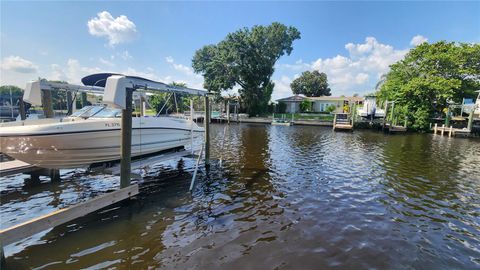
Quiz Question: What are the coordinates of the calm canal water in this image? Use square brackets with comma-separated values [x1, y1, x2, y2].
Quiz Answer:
[1, 124, 479, 269]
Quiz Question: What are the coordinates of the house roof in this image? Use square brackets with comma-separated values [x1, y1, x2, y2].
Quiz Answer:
[307, 96, 364, 102]
[276, 95, 306, 102]
[277, 95, 364, 103]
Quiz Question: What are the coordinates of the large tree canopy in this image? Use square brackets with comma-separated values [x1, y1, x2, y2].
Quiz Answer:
[192, 22, 301, 115]
[377, 41, 480, 130]
[290, 70, 331, 97]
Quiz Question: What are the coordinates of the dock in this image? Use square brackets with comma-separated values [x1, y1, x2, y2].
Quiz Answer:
[0, 159, 36, 177]
[333, 113, 353, 131]
[432, 123, 473, 137]
[385, 124, 407, 133]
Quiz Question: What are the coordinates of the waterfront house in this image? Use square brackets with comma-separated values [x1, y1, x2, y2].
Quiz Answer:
[276, 95, 363, 113]
[276, 95, 305, 113]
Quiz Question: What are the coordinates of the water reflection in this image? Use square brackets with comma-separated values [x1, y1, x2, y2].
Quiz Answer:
[1, 124, 479, 269]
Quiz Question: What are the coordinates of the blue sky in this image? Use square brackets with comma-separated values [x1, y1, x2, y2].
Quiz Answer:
[1, 1, 479, 100]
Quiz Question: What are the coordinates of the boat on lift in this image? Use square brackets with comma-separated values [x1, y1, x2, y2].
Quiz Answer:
[0, 74, 205, 169]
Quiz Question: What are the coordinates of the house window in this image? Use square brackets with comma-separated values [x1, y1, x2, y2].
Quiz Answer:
[320, 103, 324, 111]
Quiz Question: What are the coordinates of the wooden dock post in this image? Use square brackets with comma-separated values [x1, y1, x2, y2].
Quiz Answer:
[227, 100, 230, 124]
[441, 124, 445, 136]
[445, 107, 451, 127]
[332, 113, 337, 130]
[434, 123, 438, 134]
[448, 126, 453, 137]
[382, 101, 388, 131]
[467, 105, 475, 131]
[204, 95, 210, 166]
[41, 90, 54, 118]
[190, 99, 194, 154]
[18, 96, 26, 120]
[120, 88, 133, 189]
[40, 90, 60, 180]
[66, 91, 73, 115]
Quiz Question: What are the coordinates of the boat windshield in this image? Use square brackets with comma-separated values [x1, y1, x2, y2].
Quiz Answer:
[90, 108, 122, 118]
[70, 106, 106, 118]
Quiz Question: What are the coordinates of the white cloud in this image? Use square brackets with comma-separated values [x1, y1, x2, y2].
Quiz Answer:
[120, 50, 132, 60]
[272, 75, 294, 101]
[355, 73, 369, 84]
[165, 56, 200, 78]
[275, 36, 410, 96]
[0, 56, 38, 73]
[87, 11, 137, 46]
[277, 59, 310, 71]
[99, 57, 115, 67]
[410, 35, 428, 46]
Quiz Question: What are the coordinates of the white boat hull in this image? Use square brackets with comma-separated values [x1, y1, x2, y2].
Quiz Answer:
[0, 117, 203, 169]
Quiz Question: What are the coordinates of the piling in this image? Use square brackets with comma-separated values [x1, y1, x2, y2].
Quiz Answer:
[120, 88, 133, 188]
[448, 126, 453, 137]
[190, 99, 194, 154]
[40, 90, 59, 180]
[467, 106, 475, 131]
[41, 90, 54, 118]
[66, 91, 73, 115]
[18, 96, 26, 120]
[382, 101, 388, 131]
[227, 101, 230, 124]
[204, 96, 211, 165]
[332, 114, 337, 130]
[445, 107, 451, 127]
[441, 124, 445, 136]
[434, 123, 438, 134]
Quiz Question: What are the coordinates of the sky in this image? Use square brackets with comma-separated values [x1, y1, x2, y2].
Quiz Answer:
[1, 1, 479, 100]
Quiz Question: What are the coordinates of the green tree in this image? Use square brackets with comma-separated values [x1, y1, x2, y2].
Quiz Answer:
[277, 102, 287, 113]
[300, 99, 312, 112]
[325, 105, 336, 113]
[150, 82, 190, 114]
[192, 22, 301, 115]
[377, 41, 480, 130]
[0, 85, 23, 106]
[291, 70, 331, 97]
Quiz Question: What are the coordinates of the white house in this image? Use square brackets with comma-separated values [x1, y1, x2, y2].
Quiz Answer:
[276, 95, 363, 113]
[276, 95, 305, 113]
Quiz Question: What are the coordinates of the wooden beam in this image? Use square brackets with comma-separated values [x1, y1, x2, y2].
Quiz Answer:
[0, 160, 36, 177]
[18, 96, 26, 120]
[204, 96, 210, 165]
[66, 91, 73, 115]
[120, 88, 133, 188]
[41, 90, 54, 118]
[0, 184, 139, 246]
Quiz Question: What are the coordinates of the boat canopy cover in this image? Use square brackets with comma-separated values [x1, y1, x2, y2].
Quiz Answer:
[102, 74, 207, 109]
[24, 73, 207, 108]
[82, 73, 146, 87]
[24, 81, 43, 105]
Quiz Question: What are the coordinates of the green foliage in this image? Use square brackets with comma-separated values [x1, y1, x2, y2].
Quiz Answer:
[0, 85, 23, 105]
[325, 105, 336, 113]
[291, 70, 331, 97]
[377, 41, 480, 130]
[277, 102, 287, 113]
[192, 22, 301, 115]
[300, 99, 312, 112]
[149, 82, 192, 114]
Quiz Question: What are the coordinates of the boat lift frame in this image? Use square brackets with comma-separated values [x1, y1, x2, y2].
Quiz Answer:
[1, 75, 211, 267]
